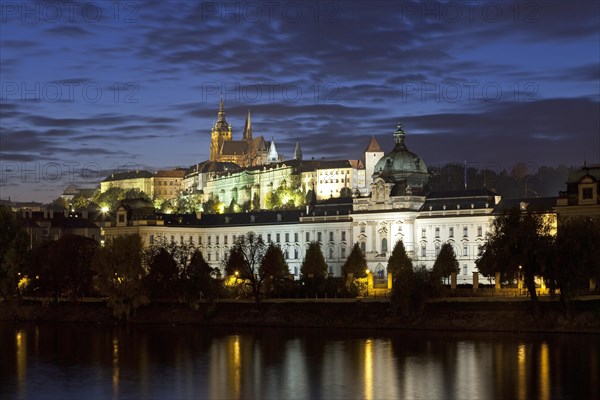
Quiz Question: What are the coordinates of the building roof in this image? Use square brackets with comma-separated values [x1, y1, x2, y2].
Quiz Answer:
[364, 136, 382, 153]
[566, 164, 600, 183]
[495, 197, 558, 214]
[373, 123, 429, 187]
[155, 169, 186, 178]
[102, 170, 153, 182]
[420, 189, 500, 213]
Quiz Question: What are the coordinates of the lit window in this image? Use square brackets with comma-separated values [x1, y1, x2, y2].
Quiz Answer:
[381, 238, 388, 253]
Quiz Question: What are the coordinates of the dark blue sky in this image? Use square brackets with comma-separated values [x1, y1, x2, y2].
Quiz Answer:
[1, 1, 599, 202]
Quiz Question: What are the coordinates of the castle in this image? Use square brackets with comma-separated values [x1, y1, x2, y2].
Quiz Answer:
[100, 102, 569, 284]
[209, 96, 279, 167]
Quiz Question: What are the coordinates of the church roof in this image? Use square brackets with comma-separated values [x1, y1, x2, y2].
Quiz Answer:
[221, 140, 248, 155]
[373, 123, 428, 186]
[247, 136, 268, 154]
[364, 136, 382, 152]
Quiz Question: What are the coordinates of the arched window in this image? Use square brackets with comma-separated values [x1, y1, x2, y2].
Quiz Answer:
[381, 238, 388, 254]
[360, 241, 366, 254]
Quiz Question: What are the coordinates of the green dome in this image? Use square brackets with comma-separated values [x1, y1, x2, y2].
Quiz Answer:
[373, 123, 429, 190]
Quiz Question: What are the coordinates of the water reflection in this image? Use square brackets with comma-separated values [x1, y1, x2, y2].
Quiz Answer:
[1, 323, 598, 400]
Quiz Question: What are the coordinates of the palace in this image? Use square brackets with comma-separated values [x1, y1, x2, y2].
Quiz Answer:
[102, 115, 560, 284]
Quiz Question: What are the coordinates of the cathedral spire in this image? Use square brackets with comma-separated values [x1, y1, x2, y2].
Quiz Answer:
[217, 94, 226, 123]
[293, 139, 303, 160]
[243, 109, 252, 140]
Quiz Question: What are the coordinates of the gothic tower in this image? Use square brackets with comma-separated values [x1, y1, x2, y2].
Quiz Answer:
[243, 109, 252, 141]
[210, 96, 232, 161]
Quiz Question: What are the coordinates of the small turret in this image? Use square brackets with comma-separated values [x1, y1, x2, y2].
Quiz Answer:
[293, 139, 303, 161]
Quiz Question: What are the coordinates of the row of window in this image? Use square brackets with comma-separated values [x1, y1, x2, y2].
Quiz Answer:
[156, 190, 175, 195]
[149, 231, 348, 246]
[155, 180, 180, 185]
[420, 243, 480, 258]
[319, 178, 350, 184]
[422, 226, 483, 239]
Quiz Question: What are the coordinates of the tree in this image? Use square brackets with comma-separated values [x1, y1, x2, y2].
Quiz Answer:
[144, 246, 178, 300]
[301, 241, 327, 280]
[476, 208, 553, 316]
[432, 243, 459, 285]
[29, 234, 98, 301]
[0, 205, 30, 299]
[224, 232, 266, 302]
[260, 243, 290, 295]
[181, 249, 217, 306]
[549, 217, 600, 317]
[387, 240, 413, 277]
[92, 234, 148, 319]
[342, 243, 367, 278]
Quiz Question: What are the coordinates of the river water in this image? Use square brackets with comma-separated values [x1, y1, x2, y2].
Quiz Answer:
[1, 322, 598, 399]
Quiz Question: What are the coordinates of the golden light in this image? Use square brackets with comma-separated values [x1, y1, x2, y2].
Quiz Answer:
[365, 269, 370, 275]
[234, 271, 239, 277]
[101, 206, 109, 213]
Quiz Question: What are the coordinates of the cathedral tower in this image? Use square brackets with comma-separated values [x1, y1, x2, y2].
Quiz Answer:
[210, 96, 232, 161]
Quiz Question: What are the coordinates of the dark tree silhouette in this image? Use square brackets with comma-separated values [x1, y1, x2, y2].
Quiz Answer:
[342, 243, 367, 278]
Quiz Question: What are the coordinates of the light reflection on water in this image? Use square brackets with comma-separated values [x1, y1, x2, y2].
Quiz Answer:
[1, 323, 598, 400]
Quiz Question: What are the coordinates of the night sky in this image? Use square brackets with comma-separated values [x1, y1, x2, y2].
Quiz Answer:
[1, 1, 599, 202]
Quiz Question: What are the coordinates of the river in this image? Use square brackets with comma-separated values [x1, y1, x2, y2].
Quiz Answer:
[1, 322, 598, 399]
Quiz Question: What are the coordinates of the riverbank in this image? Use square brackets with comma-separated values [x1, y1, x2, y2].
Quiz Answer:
[1, 297, 599, 333]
